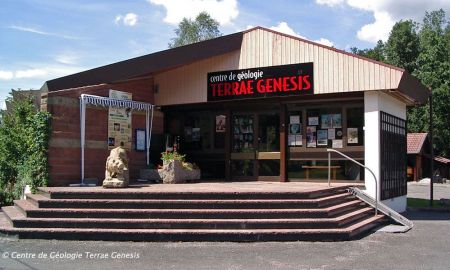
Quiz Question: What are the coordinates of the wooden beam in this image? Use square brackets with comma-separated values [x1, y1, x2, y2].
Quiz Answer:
[280, 104, 287, 182]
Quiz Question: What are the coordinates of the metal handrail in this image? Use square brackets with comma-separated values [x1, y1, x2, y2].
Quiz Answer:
[327, 148, 378, 215]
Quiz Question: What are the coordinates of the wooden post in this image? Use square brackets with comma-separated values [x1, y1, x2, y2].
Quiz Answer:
[280, 104, 287, 182]
[224, 109, 231, 181]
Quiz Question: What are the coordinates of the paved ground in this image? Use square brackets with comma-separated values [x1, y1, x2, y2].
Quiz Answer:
[1, 183, 448, 270]
[0, 209, 449, 270]
[408, 182, 450, 201]
[39, 182, 361, 194]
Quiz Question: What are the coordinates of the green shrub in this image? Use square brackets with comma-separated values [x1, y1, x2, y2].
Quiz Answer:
[0, 93, 51, 206]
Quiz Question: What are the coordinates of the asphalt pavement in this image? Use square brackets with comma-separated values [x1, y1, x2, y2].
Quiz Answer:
[1, 183, 449, 270]
[1, 208, 449, 270]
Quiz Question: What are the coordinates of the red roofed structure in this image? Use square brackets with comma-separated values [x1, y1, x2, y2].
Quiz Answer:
[407, 133, 449, 181]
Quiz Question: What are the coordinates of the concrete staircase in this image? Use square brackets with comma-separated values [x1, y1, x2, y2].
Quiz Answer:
[0, 185, 386, 241]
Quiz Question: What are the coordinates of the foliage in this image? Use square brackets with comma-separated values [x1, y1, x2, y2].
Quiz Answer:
[169, 12, 221, 48]
[384, 20, 420, 73]
[350, 9, 450, 157]
[407, 198, 450, 210]
[161, 151, 186, 163]
[350, 40, 386, 62]
[0, 93, 51, 206]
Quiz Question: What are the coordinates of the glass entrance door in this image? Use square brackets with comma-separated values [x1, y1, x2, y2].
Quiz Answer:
[230, 112, 280, 181]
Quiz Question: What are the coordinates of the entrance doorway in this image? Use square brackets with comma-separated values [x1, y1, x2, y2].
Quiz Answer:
[230, 112, 280, 181]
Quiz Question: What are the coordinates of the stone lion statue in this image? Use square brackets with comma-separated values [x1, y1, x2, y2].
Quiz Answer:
[102, 146, 129, 188]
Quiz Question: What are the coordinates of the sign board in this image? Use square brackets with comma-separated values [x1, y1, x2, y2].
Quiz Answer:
[207, 63, 313, 102]
[108, 90, 132, 150]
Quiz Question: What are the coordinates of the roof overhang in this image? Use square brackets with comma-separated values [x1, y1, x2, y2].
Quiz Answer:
[43, 31, 244, 92]
[395, 71, 431, 106]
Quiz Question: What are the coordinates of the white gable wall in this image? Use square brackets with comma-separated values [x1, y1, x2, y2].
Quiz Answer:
[154, 28, 405, 106]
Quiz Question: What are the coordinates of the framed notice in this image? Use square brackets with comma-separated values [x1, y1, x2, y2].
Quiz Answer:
[308, 117, 319, 126]
[290, 115, 300, 124]
[317, 129, 328, 146]
[347, 128, 358, 144]
[108, 90, 132, 150]
[288, 135, 296, 146]
[135, 129, 146, 151]
[289, 123, 301, 135]
[306, 126, 317, 147]
[332, 139, 343, 148]
[288, 135, 303, 146]
[215, 115, 226, 133]
[331, 114, 342, 128]
[328, 128, 335, 139]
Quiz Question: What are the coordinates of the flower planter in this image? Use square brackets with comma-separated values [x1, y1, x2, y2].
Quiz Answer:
[160, 160, 201, 184]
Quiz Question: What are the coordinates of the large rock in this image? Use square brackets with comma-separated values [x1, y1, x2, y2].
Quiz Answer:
[102, 147, 129, 188]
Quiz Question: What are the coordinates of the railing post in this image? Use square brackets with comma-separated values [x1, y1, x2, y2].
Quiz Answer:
[328, 152, 331, 187]
[327, 148, 378, 216]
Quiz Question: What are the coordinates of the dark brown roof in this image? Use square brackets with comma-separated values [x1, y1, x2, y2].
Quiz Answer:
[43, 31, 244, 91]
[407, 133, 428, 154]
[435, 156, 450, 164]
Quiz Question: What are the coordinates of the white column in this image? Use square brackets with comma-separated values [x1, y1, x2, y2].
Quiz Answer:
[80, 95, 86, 183]
[364, 91, 407, 212]
[364, 91, 380, 200]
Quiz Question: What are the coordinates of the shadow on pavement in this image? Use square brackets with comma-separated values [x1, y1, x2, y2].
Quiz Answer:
[403, 209, 450, 221]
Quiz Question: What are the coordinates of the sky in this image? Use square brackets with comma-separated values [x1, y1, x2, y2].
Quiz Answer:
[1, 0, 449, 109]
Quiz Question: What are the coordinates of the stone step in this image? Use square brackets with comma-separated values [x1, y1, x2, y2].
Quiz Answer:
[2, 206, 374, 230]
[37, 186, 350, 200]
[0, 212, 387, 242]
[14, 199, 364, 219]
[26, 192, 353, 209]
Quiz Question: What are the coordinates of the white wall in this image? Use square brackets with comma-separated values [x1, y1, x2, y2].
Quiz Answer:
[364, 91, 407, 212]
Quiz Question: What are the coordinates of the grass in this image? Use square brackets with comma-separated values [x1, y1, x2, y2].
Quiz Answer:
[407, 198, 450, 210]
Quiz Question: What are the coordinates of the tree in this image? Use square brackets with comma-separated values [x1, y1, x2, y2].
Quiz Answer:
[349, 9, 450, 157]
[411, 10, 450, 156]
[350, 40, 385, 61]
[0, 93, 51, 206]
[384, 20, 420, 74]
[169, 12, 222, 48]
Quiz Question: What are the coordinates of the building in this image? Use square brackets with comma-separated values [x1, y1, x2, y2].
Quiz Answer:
[40, 27, 430, 212]
[407, 132, 450, 182]
[5, 89, 42, 112]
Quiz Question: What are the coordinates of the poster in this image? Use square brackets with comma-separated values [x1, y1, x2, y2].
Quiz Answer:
[321, 115, 332, 129]
[306, 126, 317, 147]
[192, 128, 200, 142]
[215, 115, 226, 133]
[328, 128, 335, 139]
[332, 139, 343, 148]
[321, 114, 342, 128]
[317, 129, 328, 146]
[289, 135, 303, 146]
[347, 128, 359, 144]
[308, 117, 319, 126]
[289, 123, 301, 135]
[289, 115, 300, 124]
[108, 90, 132, 150]
[135, 129, 146, 151]
[295, 135, 302, 146]
[331, 114, 342, 128]
[288, 135, 296, 146]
